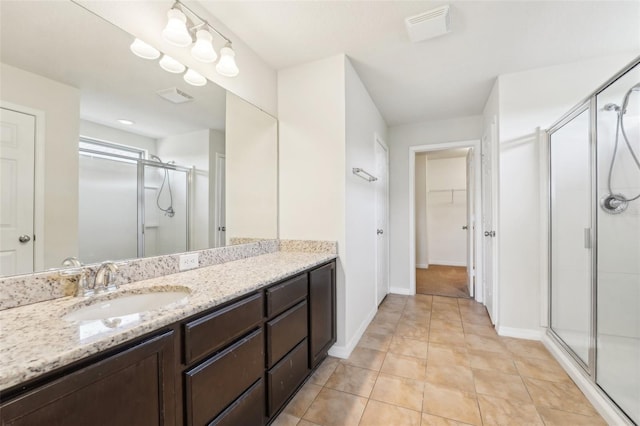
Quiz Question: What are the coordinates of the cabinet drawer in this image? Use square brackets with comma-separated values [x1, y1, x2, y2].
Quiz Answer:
[266, 301, 308, 368]
[185, 329, 264, 426]
[267, 338, 309, 416]
[184, 292, 263, 364]
[266, 274, 308, 318]
[209, 378, 264, 426]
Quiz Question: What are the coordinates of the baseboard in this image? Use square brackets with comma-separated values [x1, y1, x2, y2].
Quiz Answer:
[428, 260, 466, 267]
[542, 333, 634, 425]
[497, 326, 544, 340]
[328, 306, 377, 359]
[416, 263, 429, 269]
[389, 286, 413, 296]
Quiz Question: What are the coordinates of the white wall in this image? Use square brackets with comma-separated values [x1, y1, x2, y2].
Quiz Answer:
[158, 129, 211, 250]
[226, 92, 278, 241]
[388, 116, 483, 293]
[345, 57, 388, 348]
[494, 53, 637, 334]
[426, 157, 467, 266]
[79, 120, 157, 154]
[0, 63, 80, 269]
[278, 54, 347, 347]
[208, 130, 225, 246]
[415, 154, 428, 268]
[76, 1, 277, 116]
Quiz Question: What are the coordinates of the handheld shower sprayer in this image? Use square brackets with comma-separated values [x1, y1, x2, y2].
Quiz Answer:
[149, 155, 175, 217]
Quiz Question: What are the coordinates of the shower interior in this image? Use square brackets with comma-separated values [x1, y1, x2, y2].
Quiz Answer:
[78, 140, 191, 264]
[548, 57, 640, 424]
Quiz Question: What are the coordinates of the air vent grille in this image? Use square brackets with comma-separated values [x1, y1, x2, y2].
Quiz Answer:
[405, 5, 451, 43]
[156, 87, 194, 104]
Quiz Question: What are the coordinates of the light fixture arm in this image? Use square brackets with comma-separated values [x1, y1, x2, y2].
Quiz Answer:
[173, 0, 232, 45]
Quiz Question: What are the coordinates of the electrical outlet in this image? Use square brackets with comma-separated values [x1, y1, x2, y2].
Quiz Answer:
[179, 253, 199, 271]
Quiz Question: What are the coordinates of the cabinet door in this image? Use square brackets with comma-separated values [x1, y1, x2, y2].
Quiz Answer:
[0, 331, 176, 426]
[308, 262, 336, 368]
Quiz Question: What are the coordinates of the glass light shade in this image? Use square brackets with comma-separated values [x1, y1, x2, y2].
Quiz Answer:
[159, 55, 186, 74]
[191, 30, 217, 63]
[215, 45, 239, 77]
[183, 68, 207, 87]
[162, 9, 192, 47]
[129, 38, 160, 60]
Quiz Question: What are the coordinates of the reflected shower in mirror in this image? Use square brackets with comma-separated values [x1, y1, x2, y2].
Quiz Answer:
[0, 1, 278, 276]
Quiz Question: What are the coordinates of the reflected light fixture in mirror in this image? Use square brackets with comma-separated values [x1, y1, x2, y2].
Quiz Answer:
[184, 68, 207, 86]
[159, 54, 186, 74]
[130, 38, 160, 60]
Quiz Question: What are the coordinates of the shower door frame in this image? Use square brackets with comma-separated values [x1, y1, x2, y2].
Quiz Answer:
[137, 159, 192, 258]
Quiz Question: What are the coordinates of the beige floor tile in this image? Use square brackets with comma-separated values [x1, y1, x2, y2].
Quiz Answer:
[429, 329, 466, 347]
[402, 310, 431, 323]
[283, 382, 323, 417]
[433, 295, 459, 305]
[460, 312, 492, 326]
[342, 347, 387, 371]
[421, 413, 473, 425]
[359, 400, 421, 426]
[367, 319, 397, 335]
[271, 412, 301, 426]
[297, 421, 321, 426]
[431, 310, 462, 322]
[388, 335, 429, 358]
[370, 372, 424, 411]
[396, 322, 430, 341]
[308, 356, 340, 386]
[380, 352, 427, 380]
[473, 369, 531, 402]
[467, 349, 517, 375]
[536, 407, 607, 425]
[458, 303, 488, 315]
[324, 364, 378, 397]
[427, 343, 469, 367]
[374, 310, 402, 324]
[358, 332, 393, 352]
[514, 356, 571, 383]
[302, 388, 367, 426]
[425, 363, 475, 393]
[477, 394, 543, 426]
[462, 323, 497, 338]
[430, 319, 464, 333]
[502, 338, 554, 360]
[464, 334, 508, 354]
[523, 377, 598, 416]
[422, 382, 482, 425]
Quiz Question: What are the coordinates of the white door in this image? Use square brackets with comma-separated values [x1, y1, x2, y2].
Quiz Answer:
[0, 107, 36, 275]
[482, 118, 498, 323]
[375, 138, 389, 305]
[214, 154, 226, 247]
[466, 148, 475, 297]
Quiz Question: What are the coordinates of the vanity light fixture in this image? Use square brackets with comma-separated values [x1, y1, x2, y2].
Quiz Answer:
[130, 38, 160, 60]
[162, 8, 192, 47]
[191, 30, 217, 63]
[159, 54, 186, 74]
[183, 68, 207, 87]
[216, 43, 239, 77]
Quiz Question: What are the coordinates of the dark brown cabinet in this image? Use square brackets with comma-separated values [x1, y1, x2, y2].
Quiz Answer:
[0, 331, 176, 426]
[309, 262, 337, 368]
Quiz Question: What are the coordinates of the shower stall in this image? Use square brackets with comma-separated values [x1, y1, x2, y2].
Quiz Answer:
[548, 57, 639, 424]
[78, 141, 191, 263]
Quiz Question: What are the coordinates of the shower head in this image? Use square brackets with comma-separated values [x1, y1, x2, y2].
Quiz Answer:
[631, 82, 640, 92]
[149, 154, 162, 163]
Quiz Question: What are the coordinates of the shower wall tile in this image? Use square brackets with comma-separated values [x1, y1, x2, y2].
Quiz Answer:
[0, 240, 279, 311]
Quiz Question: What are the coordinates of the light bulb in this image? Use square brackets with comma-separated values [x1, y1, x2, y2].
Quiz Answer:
[216, 44, 239, 77]
[191, 30, 217, 63]
[159, 55, 185, 74]
[183, 68, 207, 87]
[162, 8, 192, 47]
[129, 38, 160, 60]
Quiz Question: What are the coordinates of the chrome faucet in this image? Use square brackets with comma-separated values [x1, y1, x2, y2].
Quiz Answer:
[94, 261, 120, 292]
[61, 256, 82, 267]
[59, 257, 92, 297]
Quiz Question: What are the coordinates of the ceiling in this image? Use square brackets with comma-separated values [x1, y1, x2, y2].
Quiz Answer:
[199, 0, 640, 126]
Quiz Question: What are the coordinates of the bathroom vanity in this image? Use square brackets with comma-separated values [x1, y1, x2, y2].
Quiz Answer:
[0, 250, 336, 426]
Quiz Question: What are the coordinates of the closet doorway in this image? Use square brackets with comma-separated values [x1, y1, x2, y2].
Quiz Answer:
[410, 140, 483, 300]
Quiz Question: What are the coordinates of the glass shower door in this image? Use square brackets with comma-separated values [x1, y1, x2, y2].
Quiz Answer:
[549, 105, 592, 366]
[595, 64, 640, 424]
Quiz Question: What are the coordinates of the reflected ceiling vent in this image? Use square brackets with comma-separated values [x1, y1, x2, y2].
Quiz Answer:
[405, 5, 451, 42]
[156, 87, 194, 104]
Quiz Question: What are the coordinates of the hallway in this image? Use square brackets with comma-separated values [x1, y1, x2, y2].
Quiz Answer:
[416, 266, 469, 298]
[274, 294, 604, 425]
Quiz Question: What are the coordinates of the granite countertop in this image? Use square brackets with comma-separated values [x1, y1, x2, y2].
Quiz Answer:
[0, 251, 336, 391]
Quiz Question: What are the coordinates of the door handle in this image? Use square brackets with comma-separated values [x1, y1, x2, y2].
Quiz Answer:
[376, 229, 384, 235]
[18, 234, 31, 243]
[462, 225, 468, 230]
[484, 231, 496, 237]
[218, 226, 226, 232]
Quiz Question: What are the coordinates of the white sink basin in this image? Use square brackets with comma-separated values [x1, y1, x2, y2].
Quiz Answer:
[64, 289, 190, 322]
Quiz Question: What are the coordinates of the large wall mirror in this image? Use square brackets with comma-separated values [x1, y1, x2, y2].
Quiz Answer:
[0, 1, 278, 277]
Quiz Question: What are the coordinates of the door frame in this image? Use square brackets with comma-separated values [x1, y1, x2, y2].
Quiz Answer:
[1, 101, 46, 271]
[374, 133, 390, 306]
[408, 139, 483, 301]
[214, 152, 226, 247]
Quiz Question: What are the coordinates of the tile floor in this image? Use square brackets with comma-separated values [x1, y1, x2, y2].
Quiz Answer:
[273, 294, 605, 426]
[416, 266, 469, 298]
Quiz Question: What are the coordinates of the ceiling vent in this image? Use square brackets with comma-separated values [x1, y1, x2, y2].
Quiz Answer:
[405, 5, 451, 43]
[156, 87, 194, 104]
